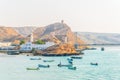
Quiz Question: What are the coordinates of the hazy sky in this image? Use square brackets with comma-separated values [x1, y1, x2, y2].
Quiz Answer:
[0, 0, 120, 33]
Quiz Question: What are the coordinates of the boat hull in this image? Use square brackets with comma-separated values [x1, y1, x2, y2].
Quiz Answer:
[43, 60, 54, 62]
[68, 66, 76, 70]
[26, 68, 39, 70]
[38, 64, 50, 68]
[30, 58, 41, 60]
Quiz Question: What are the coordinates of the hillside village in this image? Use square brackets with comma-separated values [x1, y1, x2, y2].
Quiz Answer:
[0, 21, 86, 55]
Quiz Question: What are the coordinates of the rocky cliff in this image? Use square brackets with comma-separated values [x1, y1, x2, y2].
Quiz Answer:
[34, 43, 78, 55]
[0, 27, 24, 42]
[33, 22, 85, 44]
[44, 43, 77, 54]
[13, 27, 37, 37]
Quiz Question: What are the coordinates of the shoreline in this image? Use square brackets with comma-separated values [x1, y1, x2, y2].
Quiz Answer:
[41, 52, 83, 56]
[0, 52, 84, 56]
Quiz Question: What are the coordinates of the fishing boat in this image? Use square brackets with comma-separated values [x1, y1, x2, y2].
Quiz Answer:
[30, 58, 41, 60]
[26, 67, 39, 70]
[90, 63, 98, 66]
[71, 56, 82, 59]
[38, 64, 50, 68]
[101, 47, 104, 51]
[67, 58, 73, 61]
[68, 60, 73, 64]
[68, 66, 76, 70]
[67, 58, 73, 64]
[43, 60, 54, 62]
[58, 62, 72, 67]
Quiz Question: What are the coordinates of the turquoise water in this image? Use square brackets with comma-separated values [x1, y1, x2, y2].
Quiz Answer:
[0, 47, 120, 80]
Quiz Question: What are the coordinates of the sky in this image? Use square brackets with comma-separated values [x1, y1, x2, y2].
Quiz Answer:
[0, 0, 120, 33]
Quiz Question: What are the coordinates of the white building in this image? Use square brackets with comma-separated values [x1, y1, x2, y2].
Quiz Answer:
[20, 32, 55, 51]
[20, 42, 55, 51]
[0, 42, 12, 47]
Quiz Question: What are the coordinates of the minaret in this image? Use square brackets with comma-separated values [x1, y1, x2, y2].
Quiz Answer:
[30, 33, 33, 42]
[65, 36, 68, 43]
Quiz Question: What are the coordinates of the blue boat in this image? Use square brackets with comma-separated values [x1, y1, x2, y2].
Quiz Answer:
[58, 62, 72, 67]
[30, 58, 41, 60]
[67, 58, 73, 61]
[43, 60, 54, 62]
[68, 66, 76, 70]
[68, 61, 73, 64]
[90, 63, 98, 66]
[71, 56, 82, 59]
[67, 58, 73, 64]
[38, 64, 50, 68]
[101, 47, 104, 51]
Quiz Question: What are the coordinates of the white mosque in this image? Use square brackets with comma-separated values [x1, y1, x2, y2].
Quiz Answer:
[20, 33, 55, 51]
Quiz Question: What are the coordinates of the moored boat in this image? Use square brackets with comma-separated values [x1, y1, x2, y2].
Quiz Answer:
[30, 58, 41, 60]
[67, 58, 73, 61]
[68, 66, 76, 70]
[90, 63, 98, 66]
[68, 60, 73, 64]
[58, 62, 72, 67]
[43, 60, 54, 62]
[71, 56, 82, 59]
[26, 67, 39, 70]
[67, 58, 73, 64]
[38, 64, 50, 68]
[101, 47, 104, 51]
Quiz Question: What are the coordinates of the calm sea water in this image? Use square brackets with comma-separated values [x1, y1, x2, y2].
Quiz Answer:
[0, 46, 120, 80]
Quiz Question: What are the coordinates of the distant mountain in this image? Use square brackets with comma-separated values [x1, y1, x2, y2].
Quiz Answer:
[0, 27, 24, 42]
[77, 32, 120, 44]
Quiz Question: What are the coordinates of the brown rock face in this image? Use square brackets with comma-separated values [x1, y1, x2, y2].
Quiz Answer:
[13, 27, 37, 37]
[44, 43, 77, 54]
[12, 40, 21, 45]
[33, 22, 84, 44]
[0, 27, 24, 42]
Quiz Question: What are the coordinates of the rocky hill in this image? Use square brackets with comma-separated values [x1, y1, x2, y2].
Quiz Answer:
[0, 27, 24, 42]
[33, 22, 84, 44]
[13, 27, 37, 37]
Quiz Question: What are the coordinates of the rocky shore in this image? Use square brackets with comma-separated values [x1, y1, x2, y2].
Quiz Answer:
[33, 43, 84, 56]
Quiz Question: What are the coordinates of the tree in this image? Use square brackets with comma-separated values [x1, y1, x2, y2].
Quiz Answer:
[35, 40, 45, 44]
[20, 40, 25, 45]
